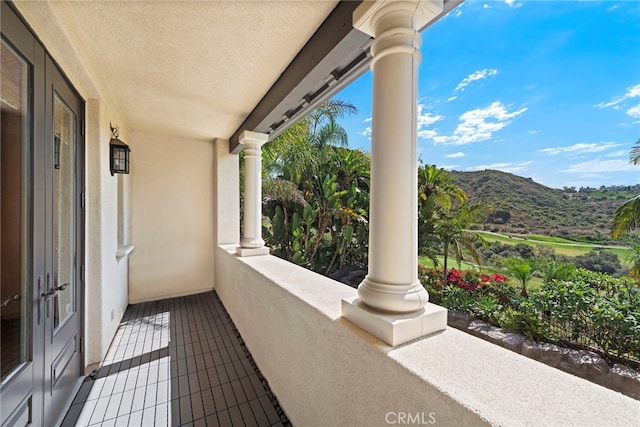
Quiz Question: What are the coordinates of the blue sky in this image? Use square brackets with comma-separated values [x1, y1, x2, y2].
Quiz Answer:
[338, 0, 640, 189]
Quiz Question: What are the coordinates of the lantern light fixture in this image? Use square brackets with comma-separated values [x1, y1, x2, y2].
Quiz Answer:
[109, 123, 130, 176]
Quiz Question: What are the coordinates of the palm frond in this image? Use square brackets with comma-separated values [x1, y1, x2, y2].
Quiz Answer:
[630, 139, 640, 165]
[612, 195, 640, 238]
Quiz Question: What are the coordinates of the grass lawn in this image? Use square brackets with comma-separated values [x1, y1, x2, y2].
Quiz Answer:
[475, 231, 633, 266]
[418, 256, 478, 271]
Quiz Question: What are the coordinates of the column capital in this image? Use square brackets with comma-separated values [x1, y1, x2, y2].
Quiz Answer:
[239, 130, 269, 148]
[353, 0, 443, 37]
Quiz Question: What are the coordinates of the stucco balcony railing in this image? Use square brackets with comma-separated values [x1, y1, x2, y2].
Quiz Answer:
[214, 245, 639, 426]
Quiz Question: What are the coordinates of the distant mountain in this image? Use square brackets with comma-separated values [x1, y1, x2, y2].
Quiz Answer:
[449, 170, 637, 242]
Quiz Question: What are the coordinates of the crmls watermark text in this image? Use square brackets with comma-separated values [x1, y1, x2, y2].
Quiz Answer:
[385, 412, 437, 425]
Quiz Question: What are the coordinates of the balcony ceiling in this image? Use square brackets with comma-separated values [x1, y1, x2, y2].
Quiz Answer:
[15, 0, 339, 141]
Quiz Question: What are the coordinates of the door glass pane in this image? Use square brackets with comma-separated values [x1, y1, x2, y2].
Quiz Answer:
[53, 95, 75, 332]
[1, 41, 31, 382]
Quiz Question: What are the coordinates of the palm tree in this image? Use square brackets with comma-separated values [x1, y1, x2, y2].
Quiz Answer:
[630, 139, 640, 165]
[262, 98, 357, 183]
[503, 257, 537, 297]
[418, 165, 467, 264]
[625, 235, 640, 281]
[538, 259, 575, 286]
[436, 202, 490, 286]
[418, 165, 466, 210]
[612, 196, 640, 238]
[612, 139, 640, 238]
[261, 98, 361, 272]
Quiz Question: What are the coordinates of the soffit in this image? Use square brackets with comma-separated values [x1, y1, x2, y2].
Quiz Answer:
[41, 0, 339, 141]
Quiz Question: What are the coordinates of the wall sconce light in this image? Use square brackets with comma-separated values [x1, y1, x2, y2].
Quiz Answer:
[109, 123, 130, 176]
[54, 134, 61, 169]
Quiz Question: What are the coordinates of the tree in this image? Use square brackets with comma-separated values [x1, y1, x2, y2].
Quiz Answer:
[625, 235, 640, 281]
[436, 203, 490, 286]
[263, 98, 358, 183]
[612, 139, 640, 238]
[262, 98, 374, 274]
[612, 196, 640, 238]
[573, 250, 623, 275]
[418, 164, 466, 210]
[418, 164, 467, 264]
[538, 259, 576, 286]
[263, 179, 307, 259]
[503, 257, 537, 297]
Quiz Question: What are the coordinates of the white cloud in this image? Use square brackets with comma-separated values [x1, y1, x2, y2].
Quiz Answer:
[418, 129, 438, 139]
[605, 150, 628, 158]
[466, 161, 533, 174]
[483, 4, 490, 9]
[455, 69, 498, 92]
[596, 83, 640, 109]
[455, 9, 462, 17]
[363, 117, 372, 123]
[562, 159, 639, 174]
[446, 96, 458, 102]
[417, 104, 442, 127]
[433, 101, 527, 145]
[504, 0, 522, 9]
[416, 103, 442, 140]
[446, 152, 465, 158]
[440, 165, 459, 170]
[627, 104, 640, 118]
[538, 142, 621, 155]
[360, 127, 371, 138]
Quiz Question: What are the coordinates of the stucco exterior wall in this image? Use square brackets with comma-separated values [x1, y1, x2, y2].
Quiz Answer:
[85, 100, 130, 365]
[128, 132, 214, 303]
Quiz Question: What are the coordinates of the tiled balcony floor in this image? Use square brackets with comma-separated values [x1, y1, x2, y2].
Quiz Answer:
[61, 292, 290, 426]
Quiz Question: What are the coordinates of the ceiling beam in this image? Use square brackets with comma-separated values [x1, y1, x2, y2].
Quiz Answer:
[228, 0, 463, 154]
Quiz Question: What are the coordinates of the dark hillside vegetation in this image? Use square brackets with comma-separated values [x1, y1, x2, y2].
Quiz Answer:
[450, 170, 637, 242]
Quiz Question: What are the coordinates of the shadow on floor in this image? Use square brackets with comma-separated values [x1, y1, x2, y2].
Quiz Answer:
[61, 291, 290, 426]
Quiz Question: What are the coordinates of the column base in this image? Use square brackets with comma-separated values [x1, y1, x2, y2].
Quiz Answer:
[236, 246, 270, 257]
[342, 296, 447, 346]
[358, 275, 429, 313]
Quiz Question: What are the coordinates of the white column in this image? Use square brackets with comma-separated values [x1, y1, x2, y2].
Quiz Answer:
[342, 0, 447, 345]
[237, 131, 269, 257]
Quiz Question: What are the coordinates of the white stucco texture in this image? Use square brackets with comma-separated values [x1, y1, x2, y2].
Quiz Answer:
[129, 132, 214, 303]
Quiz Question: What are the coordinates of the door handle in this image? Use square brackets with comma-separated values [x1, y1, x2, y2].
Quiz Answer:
[53, 283, 69, 292]
[37, 275, 43, 325]
[41, 289, 56, 298]
[0, 294, 21, 308]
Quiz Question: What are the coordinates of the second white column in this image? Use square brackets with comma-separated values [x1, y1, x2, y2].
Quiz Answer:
[237, 130, 269, 256]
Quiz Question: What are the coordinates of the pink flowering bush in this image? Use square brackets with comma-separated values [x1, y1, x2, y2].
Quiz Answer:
[420, 267, 509, 297]
[419, 266, 516, 318]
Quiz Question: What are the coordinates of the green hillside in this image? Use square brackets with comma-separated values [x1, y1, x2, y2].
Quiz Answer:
[450, 169, 638, 243]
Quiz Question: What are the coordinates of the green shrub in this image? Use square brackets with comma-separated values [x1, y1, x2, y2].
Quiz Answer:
[475, 295, 502, 324]
[420, 265, 640, 363]
[499, 299, 552, 341]
[534, 270, 640, 361]
[440, 286, 475, 312]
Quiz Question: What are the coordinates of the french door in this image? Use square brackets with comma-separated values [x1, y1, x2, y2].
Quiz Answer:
[1, 2, 85, 426]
